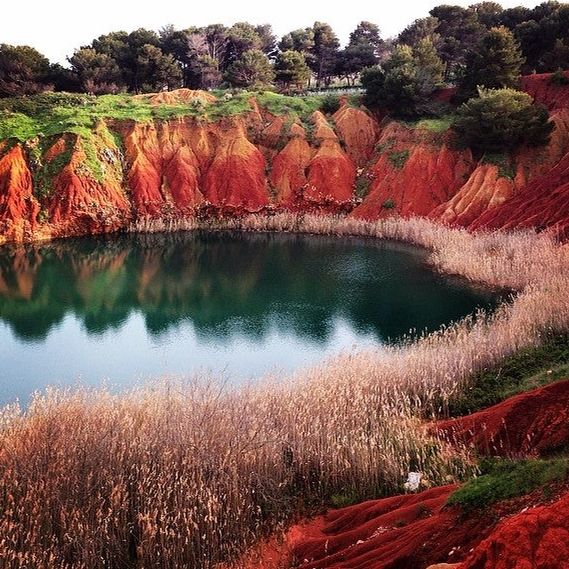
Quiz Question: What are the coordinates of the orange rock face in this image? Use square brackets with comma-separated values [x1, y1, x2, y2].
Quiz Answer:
[430, 164, 515, 226]
[271, 125, 312, 205]
[0, 143, 39, 243]
[40, 134, 132, 236]
[203, 124, 269, 210]
[332, 104, 380, 166]
[470, 151, 569, 239]
[1, 83, 569, 244]
[352, 123, 474, 220]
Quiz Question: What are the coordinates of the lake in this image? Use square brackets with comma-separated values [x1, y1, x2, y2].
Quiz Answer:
[0, 231, 503, 405]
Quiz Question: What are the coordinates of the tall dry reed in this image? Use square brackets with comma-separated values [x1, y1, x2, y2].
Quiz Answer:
[0, 214, 568, 568]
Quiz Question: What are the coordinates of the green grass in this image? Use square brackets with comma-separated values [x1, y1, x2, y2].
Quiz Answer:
[388, 150, 410, 169]
[404, 115, 456, 133]
[30, 136, 75, 199]
[448, 457, 569, 512]
[449, 333, 569, 417]
[0, 90, 340, 142]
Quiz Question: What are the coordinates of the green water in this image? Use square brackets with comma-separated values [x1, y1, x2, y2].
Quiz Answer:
[0, 231, 503, 404]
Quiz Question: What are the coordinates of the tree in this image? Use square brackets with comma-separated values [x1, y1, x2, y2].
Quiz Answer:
[136, 45, 183, 92]
[349, 22, 384, 59]
[310, 22, 340, 86]
[336, 22, 384, 84]
[429, 5, 485, 76]
[224, 49, 275, 88]
[69, 48, 124, 94]
[469, 2, 504, 28]
[225, 23, 263, 65]
[398, 16, 440, 46]
[274, 50, 310, 90]
[361, 41, 445, 117]
[0, 44, 50, 97]
[159, 25, 196, 86]
[459, 26, 524, 99]
[255, 24, 278, 59]
[413, 38, 446, 96]
[453, 88, 554, 153]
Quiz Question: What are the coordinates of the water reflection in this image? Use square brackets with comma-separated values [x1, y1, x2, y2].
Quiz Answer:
[0, 231, 502, 402]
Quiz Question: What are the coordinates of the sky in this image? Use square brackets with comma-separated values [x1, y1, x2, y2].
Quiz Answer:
[1, 0, 544, 65]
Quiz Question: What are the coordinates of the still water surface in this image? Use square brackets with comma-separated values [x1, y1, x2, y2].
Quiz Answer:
[0, 231, 502, 404]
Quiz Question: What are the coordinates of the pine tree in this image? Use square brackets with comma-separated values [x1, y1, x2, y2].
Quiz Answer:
[459, 26, 525, 99]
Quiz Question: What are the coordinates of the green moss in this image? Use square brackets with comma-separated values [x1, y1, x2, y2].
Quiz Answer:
[256, 91, 322, 120]
[482, 152, 515, 180]
[448, 458, 569, 512]
[403, 115, 455, 133]
[355, 177, 372, 198]
[32, 136, 74, 199]
[448, 333, 569, 416]
[388, 150, 409, 169]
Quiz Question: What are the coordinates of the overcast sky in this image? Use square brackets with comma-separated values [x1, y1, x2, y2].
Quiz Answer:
[1, 0, 543, 65]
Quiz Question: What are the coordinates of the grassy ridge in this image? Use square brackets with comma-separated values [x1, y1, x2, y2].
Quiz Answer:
[0, 90, 329, 141]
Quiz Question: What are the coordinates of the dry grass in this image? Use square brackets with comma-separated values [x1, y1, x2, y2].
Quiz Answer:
[1, 214, 568, 568]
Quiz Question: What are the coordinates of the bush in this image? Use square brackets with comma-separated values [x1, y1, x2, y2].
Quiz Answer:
[320, 93, 341, 115]
[453, 88, 554, 154]
[448, 458, 569, 512]
[382, 198, 396, 209]
[550, 69, 569, 86]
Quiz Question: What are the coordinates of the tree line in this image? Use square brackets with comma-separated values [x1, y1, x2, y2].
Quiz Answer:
[1, 1, 569, 98]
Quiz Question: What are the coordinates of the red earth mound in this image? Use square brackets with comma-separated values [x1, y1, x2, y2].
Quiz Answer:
[521, 71, 569, 110]
[470, 151, 569, 239]
[436, 380, 569, 458]
[456, 491, 569, 569]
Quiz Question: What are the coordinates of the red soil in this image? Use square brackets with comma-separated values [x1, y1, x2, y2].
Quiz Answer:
[232, 380, 569, 569]
[436, 380, 569, 458]
[0, 142, 38, 243]
[1, 82, 569, 243]
[470, 150, 569, 239]
[202, 125, 270, 210]
[521, 71, 569, 110]
[457, 491, 569, 569]
[42, 134, 132, 236]
[352, 123, 474, 220]
[271, 126, 312, 205]
[333, 104, 380, 166]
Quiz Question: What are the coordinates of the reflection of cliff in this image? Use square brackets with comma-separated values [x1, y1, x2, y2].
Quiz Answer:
[0, 232, 499, 343]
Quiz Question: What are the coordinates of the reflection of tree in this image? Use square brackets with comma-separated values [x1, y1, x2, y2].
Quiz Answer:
[0, 232, 500, 343]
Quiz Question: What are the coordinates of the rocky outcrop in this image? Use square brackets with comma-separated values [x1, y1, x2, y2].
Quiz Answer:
[352, 123, 474, 220]
[471, 150, 569, 239]
[0, 142, 39, 244]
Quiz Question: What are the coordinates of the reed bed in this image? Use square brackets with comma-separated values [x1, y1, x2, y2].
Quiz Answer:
[1, 214, 568, 568]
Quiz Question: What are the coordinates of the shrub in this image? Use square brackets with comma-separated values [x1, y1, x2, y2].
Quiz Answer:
[550, 69, 569, 86]
[388, 150, 409, 169]
[382, 198, 396, 209]
[448, 458, 569, 512]
[453, 88, 554, 154]
[320, 93, 341, 115]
